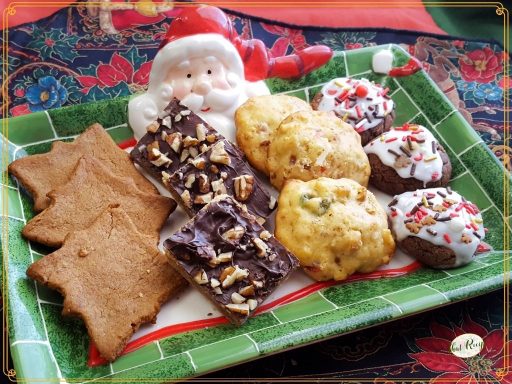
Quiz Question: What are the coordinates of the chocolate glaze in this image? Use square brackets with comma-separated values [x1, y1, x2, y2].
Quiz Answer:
[164, 197, 299, 323]
[130, 98, 221, 182]
[168, 139, 275, 219]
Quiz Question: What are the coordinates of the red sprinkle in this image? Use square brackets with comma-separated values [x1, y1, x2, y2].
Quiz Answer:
[356, 126, 366, 133]
[419, 207, 428, 215]
[414, 153, 424, 161]
[410, 130, 424, 134]
[355, 105, 363, 118]
[385, 137, 398, 143]
[380, 87, 390, 97]
[391, 210, 398, 217]
[455, 204, 464, 212]
[355, 85, 369, 98]
[406, 212, 412, 217]
[431, 172, 440, 180]
[443, 234, 452, 244]
[470, 222, 478, 231]
[338, 89, 349, 101]
[443, 202, 451, 208]
[345, 99, 350, 108]
[327, 89, 337, 95]
[466, 224, 472, 229]
[449, 213, 459, 218]
[383, 101, 388, 111]
[484, 227, 488, 232]
[465, 205, 476, 215]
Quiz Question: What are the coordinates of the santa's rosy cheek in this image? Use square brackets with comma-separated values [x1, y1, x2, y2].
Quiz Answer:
[171, 83, 191, 99]
[211, 76, 231, 90]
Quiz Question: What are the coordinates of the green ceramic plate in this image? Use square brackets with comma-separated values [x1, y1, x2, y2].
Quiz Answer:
[2, 44, 510, 383]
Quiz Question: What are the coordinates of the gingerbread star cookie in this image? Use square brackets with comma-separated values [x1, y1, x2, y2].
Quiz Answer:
[22, 155, 176, 247]
[27, 206, 187, 361]
[8, 123, 158, 212]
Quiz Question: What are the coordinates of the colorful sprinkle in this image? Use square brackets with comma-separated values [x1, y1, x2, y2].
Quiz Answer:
[399, 146, 412, 157]
[410, 163, 416, 176]
[431, 141, 437, 154]
[427, 228, 437, 236]
[424, 155, 438, 162]
[443, 233, 452, 244]
[355, 84, 369, 98]
[385, 137, 398, 143]
[414, 153, 423, 161]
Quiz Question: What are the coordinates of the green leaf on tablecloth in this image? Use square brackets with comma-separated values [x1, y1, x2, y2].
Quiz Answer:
[81, 85, 109, 102]
[26, 27, 82, 63]
[119, 46, 148, 68]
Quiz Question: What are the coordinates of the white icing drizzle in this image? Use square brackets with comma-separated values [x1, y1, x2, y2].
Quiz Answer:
[317, 77, 394, 132]
[364, 124, 443, 185]
[388, 188, 486, 268]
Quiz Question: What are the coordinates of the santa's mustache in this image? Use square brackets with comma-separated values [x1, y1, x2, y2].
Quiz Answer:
[180, 87, 240, 113]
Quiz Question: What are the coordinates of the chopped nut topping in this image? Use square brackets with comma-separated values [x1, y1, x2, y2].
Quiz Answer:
[231, 292, 246, 304]
[146, 121, 159, 133]
[256, 216, 266, 225]
[180, 148, 190, 162]
[198, 174, 210, 193]
[225, 303, 249, 315]
[216, 251, 233, 263]
[149, 148, 173, 167]
[193, 269, 208, 285]
[146, 140, 160, 160]
[189, 146, 199, 158]
[183, 136, 200, 148]
[184, 174, 196, 189]
[222, 226, 245, 242]
[252, 280, 263, 289]
[200, 144, 208, 153]
[78, 248, 88, 257]
[174, 113, 182, 122]
[194, 192, 213, 205]
[181, 109, 191, 116]
[269, 196, 277, 210]
[196, 123, 207, 142]
[139, 292, 144, 298]
[259, 231, 272, 240]
[161, 116, 171, 128]
[220, 172, 228, 180]
[210, 278, 221, 288]
[166, 132, 182, 153]
[213, 287, 223, 295]
[211, 179, 227, 195]
[210, 141, 231, 165]
[247, 299, 257, 311]
[222, 265, 249, 288]
[160, 130, 168, 141]
[239, 285, 255, 297]
[233, 175, 254, 202]
[206, 134, 217, 143]
[252, 237, 269, 257]
[161, 171, 171, 185]
[220, 266, 235, 282]
[268, 253, 277, 261]
[181, 190, 192, 208]
[210, 164, 219, 174]
[191, 157, 206, 170]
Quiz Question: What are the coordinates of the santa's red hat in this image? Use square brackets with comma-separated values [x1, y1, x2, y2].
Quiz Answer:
[156, 5, 332, 82]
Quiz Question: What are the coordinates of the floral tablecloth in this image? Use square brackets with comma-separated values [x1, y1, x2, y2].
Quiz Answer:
[1, 2, 509, 382]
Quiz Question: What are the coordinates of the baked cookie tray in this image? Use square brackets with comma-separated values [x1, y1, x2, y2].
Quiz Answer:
[2, 44, 510, 382]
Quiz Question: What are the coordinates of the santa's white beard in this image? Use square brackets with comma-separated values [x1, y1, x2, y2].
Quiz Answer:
[180, 86, 241, 114]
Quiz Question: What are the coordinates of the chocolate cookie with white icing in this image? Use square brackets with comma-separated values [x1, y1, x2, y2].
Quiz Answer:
[364, 124, 451, 195]
[387, 187, 486, 269]
[311, 77, 395, 145]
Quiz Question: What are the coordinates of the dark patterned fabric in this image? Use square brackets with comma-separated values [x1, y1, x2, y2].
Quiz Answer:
[2, 3, 509, 382]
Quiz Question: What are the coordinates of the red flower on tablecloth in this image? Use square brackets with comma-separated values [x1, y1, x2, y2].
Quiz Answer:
[459, 47, 503, 83]
[77, 53, 151, 92]
[10, 103, 31, 116]
[260, 23, 307, 56]
[345, 42, 364, 50]
[410, 316, 511, 383]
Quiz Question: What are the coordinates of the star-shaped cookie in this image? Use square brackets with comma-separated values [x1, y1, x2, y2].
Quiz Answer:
[27, 206, 187, 361]
[23, 155, 176, 247]
[9, 123, 158, 212]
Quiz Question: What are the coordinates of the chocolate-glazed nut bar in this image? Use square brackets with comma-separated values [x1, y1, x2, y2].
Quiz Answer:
[164, 196, 299, 325]
[163, 139, 276, 219]
[130, 98, 222, 183]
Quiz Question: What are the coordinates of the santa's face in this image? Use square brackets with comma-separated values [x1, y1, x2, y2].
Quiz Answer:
[165, 56, 241, 114]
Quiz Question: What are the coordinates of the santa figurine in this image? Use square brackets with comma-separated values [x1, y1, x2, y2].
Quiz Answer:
[129, 5, 332, 141]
